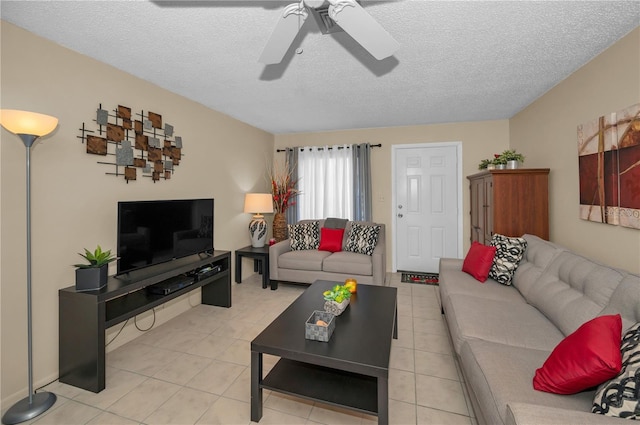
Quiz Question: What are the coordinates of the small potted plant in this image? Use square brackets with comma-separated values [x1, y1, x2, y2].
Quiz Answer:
[499, 149, 525, 169]
[478, 159, 493, 170]
[74, 245, 117, 291]
[322, 284, 352, 316]
[492, 154, 507, 169]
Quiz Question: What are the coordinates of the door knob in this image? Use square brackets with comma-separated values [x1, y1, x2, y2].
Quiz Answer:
[397, 213, 403, 218]
[398, 205, 403, 209]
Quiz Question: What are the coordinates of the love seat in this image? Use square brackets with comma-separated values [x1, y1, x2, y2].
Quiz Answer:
[269, 219, 386, 288]
[438, 234, 640, 425]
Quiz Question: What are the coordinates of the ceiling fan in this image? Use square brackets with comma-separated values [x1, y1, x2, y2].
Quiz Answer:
[258, 0, 400, 64]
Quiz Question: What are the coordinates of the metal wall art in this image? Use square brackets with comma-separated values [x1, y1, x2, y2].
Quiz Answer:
[578, 103, 640, 229]
[78, 104, 183, 183]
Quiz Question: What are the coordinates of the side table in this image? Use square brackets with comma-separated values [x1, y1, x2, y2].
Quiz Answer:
[235, 245, 274, 289]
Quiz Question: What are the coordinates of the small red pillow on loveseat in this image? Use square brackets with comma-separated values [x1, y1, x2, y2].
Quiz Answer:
[462, 242, 497, 282]
[533, 314, 622, 395]
[318, 228, 344, 252]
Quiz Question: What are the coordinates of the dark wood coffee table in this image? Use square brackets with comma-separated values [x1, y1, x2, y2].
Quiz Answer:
[251, 280, 398, 424]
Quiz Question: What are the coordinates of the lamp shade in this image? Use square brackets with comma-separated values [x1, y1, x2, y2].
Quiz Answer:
[244, 193, 274, 214]
[0, 109, 58, 137]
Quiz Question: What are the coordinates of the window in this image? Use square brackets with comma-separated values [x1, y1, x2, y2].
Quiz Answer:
[298, 145, 353, 220]
[292, 143, 372, 221]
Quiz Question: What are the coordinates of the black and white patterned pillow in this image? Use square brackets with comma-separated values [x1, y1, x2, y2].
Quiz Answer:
[488, 234, 527, 285]
[344, 223, 380, 256]
[288, 221, 320, 251]
[593, 322, 640, 419]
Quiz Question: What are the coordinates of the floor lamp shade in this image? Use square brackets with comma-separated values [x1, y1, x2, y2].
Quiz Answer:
[1, 109, 58, 425]
[1, 109, 58, 140]
[244, 193, 274, 248]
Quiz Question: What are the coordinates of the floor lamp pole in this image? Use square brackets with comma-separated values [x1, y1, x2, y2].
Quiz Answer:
[2, 135, 57, 425]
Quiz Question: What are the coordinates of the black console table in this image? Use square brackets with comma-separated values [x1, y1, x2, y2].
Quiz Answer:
[59, 250, 231, 393]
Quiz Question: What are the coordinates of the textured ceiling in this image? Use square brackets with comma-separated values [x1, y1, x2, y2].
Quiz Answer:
[2, 1, 639, 134]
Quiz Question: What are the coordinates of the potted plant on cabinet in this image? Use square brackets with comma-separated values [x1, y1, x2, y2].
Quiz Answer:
[73, 245, 117, 291]
[499, 149, 525, 169]
[478, 159, 493, 170]
[493, 154, 507, 169]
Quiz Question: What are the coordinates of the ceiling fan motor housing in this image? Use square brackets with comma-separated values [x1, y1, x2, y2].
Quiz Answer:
[304, 0, 326, 8]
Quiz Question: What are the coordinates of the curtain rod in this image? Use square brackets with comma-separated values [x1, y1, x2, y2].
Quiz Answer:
[276, 143, 381, 153]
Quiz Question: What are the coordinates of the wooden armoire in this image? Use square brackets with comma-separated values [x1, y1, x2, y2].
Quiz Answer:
[468, 169, 550, 245]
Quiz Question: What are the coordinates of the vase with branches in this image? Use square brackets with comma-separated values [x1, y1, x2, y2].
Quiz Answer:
[268, 159, 299, 242]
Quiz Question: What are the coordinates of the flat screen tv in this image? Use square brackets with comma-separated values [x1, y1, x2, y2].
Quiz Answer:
[117, 198, 214, 275]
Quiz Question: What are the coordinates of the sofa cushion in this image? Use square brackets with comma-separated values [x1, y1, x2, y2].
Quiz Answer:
[525, 251, 627, 337]
[322, 251, 372, 276]
[344, 223, 380, 256]
[533, 314, 622, 395]
[462, 242, 497, 282]
[512, 234, 566, 298]
[278, 249, 331, 271]
[318, 228, 344, 253]
[324, 217, 348, 229]
[592, 321, 640, 419]
[444, 294, 565, 354]
[461, 339, 596, 425]
[489, 234, 527, 285]
[288, 221, 320, 251]
[439, 258, 528, 305]
[601, 273, 640, 332]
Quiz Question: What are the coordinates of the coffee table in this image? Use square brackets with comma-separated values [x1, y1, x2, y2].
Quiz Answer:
[251, 280, 398, 424]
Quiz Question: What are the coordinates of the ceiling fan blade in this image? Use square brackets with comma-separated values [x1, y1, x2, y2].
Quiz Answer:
[259, 3, 309, 64]
[328, 0, 399, 60]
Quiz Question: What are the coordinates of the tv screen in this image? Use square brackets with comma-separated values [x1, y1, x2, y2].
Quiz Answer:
[117, 199, 214, 275]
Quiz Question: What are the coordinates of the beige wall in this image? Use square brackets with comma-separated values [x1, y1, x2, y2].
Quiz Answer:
[275, 120, 511, 269]
[1, 21, 274, 408]
[510, 27, 640, 274]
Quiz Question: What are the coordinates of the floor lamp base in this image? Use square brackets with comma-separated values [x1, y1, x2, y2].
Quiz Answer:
[2, 392, 56, 425]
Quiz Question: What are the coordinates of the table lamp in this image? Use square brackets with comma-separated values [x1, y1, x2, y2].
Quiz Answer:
[244, 193, 274, 248]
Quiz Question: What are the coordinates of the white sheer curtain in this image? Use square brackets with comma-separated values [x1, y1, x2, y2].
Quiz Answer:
[298, 145, 354, 220]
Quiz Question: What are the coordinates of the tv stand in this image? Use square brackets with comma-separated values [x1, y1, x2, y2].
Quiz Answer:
[58, 250, 231, 393]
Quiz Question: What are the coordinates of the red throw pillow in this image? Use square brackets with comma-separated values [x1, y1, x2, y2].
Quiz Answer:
[318, 228, 344, 253]
[462, 242, 497, 282]
[533, 314, 622, 395]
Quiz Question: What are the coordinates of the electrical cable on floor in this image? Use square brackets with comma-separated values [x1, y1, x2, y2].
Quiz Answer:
[106, 319, 129, 347]
[134, 308, 155, 331]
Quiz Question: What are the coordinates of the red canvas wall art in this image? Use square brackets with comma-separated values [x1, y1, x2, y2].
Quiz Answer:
[578, 103, 640, 229]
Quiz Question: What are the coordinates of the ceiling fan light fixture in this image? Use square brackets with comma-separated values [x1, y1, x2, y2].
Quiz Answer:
[259, 0, 398, 64]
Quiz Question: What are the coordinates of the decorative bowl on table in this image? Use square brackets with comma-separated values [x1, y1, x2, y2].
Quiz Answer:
[322, 284, 352, 316]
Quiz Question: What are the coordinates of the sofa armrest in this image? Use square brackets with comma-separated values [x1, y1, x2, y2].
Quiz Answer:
[371, 225, 386, 285]
[269, 239, 291, 281]
[506, 403, 624, 425]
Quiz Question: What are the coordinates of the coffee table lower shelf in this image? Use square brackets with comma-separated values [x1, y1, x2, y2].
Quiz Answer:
[262, 359, 378, 416]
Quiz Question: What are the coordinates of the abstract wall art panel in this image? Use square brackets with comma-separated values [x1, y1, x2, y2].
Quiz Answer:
[578, 103, 640, 229]
[78, 103, 184, 183]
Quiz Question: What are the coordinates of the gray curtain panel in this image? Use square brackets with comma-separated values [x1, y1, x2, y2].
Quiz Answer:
[352, 143, 372, 221]
[285, 147, 299, 224]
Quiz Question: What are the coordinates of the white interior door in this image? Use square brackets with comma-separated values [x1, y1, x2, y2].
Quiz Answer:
[394, 144, 460, 273]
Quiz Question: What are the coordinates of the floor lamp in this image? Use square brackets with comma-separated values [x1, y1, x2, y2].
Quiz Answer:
[1, 110, 58, 425]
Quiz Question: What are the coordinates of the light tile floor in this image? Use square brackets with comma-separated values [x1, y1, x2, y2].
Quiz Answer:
[33, 273, 476, 425]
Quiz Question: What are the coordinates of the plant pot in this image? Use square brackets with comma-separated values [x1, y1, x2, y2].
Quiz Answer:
[506, 160, 520, 169]
[486, 164, 496, 170]
[324, 298, 350, 316]
[495, 164, 506, 170]
[273, 212, 288, 243]
[75, 265, 108, 291]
